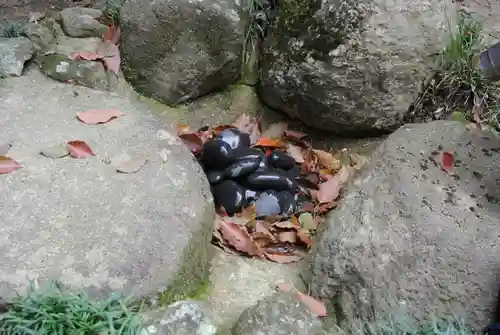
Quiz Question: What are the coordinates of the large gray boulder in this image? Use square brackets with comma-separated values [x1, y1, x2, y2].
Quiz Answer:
[0, 68, 214, 300]
[120, 0, 245, 106]
[258, 0, 455, 136]
[309, 121, 500, 331]
[0, 37, 34, 77]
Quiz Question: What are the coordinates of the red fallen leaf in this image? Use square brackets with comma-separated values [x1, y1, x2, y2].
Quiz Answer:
[317, 165, 352, 204]
[103, 25, 121, 45]
[67, 140, 95, 158]
[178, 133, 203, 155]
[259, 122, 288, 139]
[219, 219, 263, 256]
[284, 129, 308, 141]
[253, 138, 284, 148]
[96, 41, 120, 76]
[0, 156, 22, 174]
[276, 283, 327, 317]
[69, 51, 101, 61]
[441, 151, 453, 171]
[76, 109, 124, 124]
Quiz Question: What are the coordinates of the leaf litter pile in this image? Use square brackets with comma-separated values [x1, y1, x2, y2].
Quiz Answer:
[177, 115, 368, 264]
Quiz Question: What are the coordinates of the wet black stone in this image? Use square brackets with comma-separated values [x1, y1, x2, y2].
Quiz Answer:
[244, 189, 259, 204]
[206, 170, 224, 185]
[216, 128, 251, 150]
[255, 191, 281, 217]
[202, 139, 234, 170]
[224, 158, 261, 179]
[268, 150, 296, 170]
[233, 147, 265, 162]
[212, 180, 245, 216]
[244, 171, 295, 191]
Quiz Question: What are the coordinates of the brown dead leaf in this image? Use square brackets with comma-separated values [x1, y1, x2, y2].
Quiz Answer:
[103, 25, 121, 45]
[287, 143, 305, 163]
[96, 41, 120, 76]
[254, 221, 275, 240]
[69, 51, 101, 61]
[178, 133, 203, 155]
[76, 109, 124, 124]
[176, 123, 190, 135]
[284, 129, 308, 141]
[253, 138, 284, 148]
[265, 253, 303, 263]
[67, 140, 95, 158]
[317, 165, 352, 203]
[277, 231, 297, 243]
[0, 156, 22, 174]
[272, 220, 297, 229]
[313, 149, 341, 172]
[111, 152, 148, 173]
[276, 283, 327, 317]
[219, 219, 262, 256]
[259, 122, 288, 139]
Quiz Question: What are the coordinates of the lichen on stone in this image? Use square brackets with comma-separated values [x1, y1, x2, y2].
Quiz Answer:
[273, 0, 368, 61]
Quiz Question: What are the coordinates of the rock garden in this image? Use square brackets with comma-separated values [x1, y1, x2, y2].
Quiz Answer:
[1, 0, 500, 334]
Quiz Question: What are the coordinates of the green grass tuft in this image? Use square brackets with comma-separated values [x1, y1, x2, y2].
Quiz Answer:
[331, 314, 473, 335]
[408, 10, 500, 126]
[0, 281, 142, 335]
[1, 22, 26, 38]
[103, 0, 126, 26]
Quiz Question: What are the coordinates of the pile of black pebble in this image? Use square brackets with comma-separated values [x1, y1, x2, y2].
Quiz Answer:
[198, 128, 303, 218]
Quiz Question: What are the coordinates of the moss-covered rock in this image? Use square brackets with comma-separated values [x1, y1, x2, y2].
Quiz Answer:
[258, 0, 455, 136]
[39, 53, 108, 90]
[120, 0, 246, 106]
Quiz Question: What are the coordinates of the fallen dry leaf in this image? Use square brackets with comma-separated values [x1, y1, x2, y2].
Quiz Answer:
[440, 151, 453, 172]
[67, 140, 95, 158]
[287, 143, 305, 163]
[176, 123, 190, 135]
[277, 231, 297, 243]
[253, 138, 284, 148]
[69, 51, 101, 61]
[313, 149, 341, 172]
[76, 109, 124, 125]
[0, 142, 12, 156]
[272, 220, 297, 229]
[178, 133, 203, 155]
[219, 219, 262, 256]
[259, 122, 288, 139]
[276, 283, 327, 317]
[284, 129, 307, 141]
[265, 253, 303, 263]
[103, 25, 121, 45]
[296, 229, 313, 247]
[0, 156, 22, 174]
[97, 41, 120, 76]
[40, 145, 70, 159]
[111, 152, 148, 173]
[317, 165, 352, 204]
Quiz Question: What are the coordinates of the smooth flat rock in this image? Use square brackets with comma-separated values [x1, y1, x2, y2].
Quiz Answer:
[60, 7, 108, 38]
[0, 67, 215, 300]
[310, 121, 500, 331]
